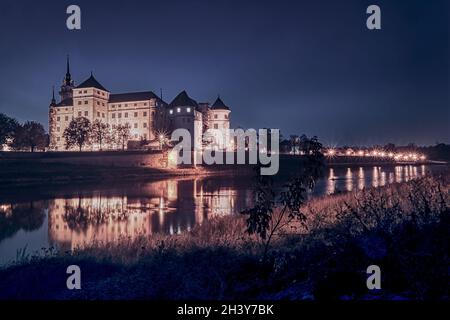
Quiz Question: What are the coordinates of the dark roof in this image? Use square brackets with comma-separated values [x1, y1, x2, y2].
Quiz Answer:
[211, 96, 229, 110]
[109, 91, 167, 105]
[55, 98, 73, 107]
[76, 74, 108, 91]
[169, 90, 198, 108]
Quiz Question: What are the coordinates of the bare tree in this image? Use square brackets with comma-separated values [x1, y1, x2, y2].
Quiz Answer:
[115, 123, 131, 150]
[63, 117, 91, 151]
[90, 120, 110, 150]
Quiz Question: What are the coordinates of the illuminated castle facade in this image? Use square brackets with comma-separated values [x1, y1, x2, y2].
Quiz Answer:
[49, 58, 231, 151]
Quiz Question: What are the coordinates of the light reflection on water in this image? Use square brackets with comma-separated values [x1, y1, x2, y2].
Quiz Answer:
[0, 164, 439, 265]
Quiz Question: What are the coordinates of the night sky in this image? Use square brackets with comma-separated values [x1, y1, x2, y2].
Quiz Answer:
[0, 0, 448, 146]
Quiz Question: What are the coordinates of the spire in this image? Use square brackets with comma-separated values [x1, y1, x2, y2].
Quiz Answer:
[50, 86, 56, 105]
[64, 55, 72, 85]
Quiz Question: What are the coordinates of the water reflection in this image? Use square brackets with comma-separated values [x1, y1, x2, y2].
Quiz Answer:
[0, 164, 440, 264]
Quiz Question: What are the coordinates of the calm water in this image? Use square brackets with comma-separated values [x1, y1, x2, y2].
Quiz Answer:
[0, 164, 443, 265]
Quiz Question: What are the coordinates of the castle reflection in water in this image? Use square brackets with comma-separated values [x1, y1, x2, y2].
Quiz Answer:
[47, 178, 254, 250]
[0, 165, 432, 257]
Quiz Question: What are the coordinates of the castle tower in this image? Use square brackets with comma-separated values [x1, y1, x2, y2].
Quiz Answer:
[209, 95, 231, 150]
[48, 86, 57, 150]
[59, 55, 74, 101]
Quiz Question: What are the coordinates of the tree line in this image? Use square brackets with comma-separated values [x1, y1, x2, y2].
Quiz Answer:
[0, 113, 133, 152]
[0, 113, 47, 152]
[63, 117, 131, 151]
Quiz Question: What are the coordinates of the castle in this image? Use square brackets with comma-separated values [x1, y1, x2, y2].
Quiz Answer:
[49, 58, 231, 151]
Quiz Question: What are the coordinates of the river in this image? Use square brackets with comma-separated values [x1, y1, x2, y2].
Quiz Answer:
[0, 164, 446, 265]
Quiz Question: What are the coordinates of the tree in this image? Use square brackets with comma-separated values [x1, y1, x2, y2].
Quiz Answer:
[115, 123, 131, 150]
[0, 113, 18, 148]
[11, 121, 47, 152]
[63, 117, 91, 151]
[241, 135, 325, 261]
[90, 120, 110, 150]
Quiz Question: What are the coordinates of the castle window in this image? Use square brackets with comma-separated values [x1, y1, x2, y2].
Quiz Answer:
[84, 111, 88, 116]
[97, 90, 100, 94]
[112, 113, 115, 119]
[102, 113, 105, 118]
[144, 103, 147, 106]
[57, 137, 60, 141]
[97, 112, 100, 117]
[169, 109, 173, 114]
[84, 100, 88, 104]
[134, 134, 138, 139]
[57, 127, 60, 132]
[118, 104, 121, 108]
[214, 114, 218, 119]
[78, 111, 82, 117]
[97, 101, 100, 105]
[124, 113, 128, 118]
[65, 116, 69, 121]
[225, 114, 229, 119]
[187, 107, 191, 113]
[143, 112, 147, 117]
[152, 111, 155, 116]
[214, 124, 218, 129]
[125, 104, 128, 107]
[83, 90, 87, 94]
[57, 116, 60, 121]
[177, 108, 181, 113]
[78, 101, 82, 105]
[134, 103, 137, 107]
[118, 113, 122, 118]
[78, 91, 82, 94]
[134, 123, 138, 128]
[143, 123, 147, 128]
[134, 112, 138, 117]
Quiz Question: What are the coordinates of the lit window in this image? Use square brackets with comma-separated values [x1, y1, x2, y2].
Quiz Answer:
[187, 107, 191, 113]
[177, 108, 181, 113]
[169, 109, 173, 114]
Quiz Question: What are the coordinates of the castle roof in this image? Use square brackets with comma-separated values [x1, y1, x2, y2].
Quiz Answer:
[55, 98, 73, 107]
[169, 90, 198, 108]
[76, 74, 108, 91]
[211, 96, 229, 110]
[109, 91, 167, 105]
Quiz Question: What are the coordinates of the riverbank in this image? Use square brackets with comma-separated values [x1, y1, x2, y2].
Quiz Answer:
[1, 151, 446, 189]
[0, 174, 448, 300]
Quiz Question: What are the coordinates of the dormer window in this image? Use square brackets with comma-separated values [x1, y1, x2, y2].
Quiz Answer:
[169, 109, 173, 114]
[177, 108, 181, 113]
[187, 107, 191, 113]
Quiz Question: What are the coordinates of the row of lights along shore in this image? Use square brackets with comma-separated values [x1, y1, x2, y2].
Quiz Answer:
[325, 148, 426, 162]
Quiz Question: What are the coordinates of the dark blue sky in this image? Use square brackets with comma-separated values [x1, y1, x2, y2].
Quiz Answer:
[0, 0, 448, 146]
